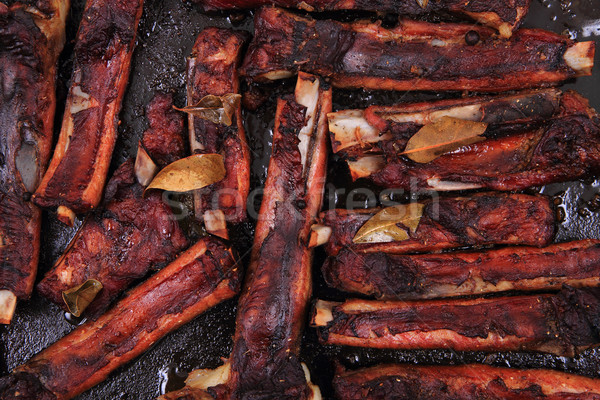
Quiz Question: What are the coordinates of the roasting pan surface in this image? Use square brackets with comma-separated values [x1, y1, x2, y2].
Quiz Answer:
[2, 0, 600, 398]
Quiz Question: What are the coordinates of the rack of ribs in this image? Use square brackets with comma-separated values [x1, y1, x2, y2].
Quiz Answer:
[0, 0, 68, 324]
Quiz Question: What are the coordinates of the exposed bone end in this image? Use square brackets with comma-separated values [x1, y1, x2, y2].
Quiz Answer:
[296, 72, 321, 170]
[564, 42, 595, 76]
[347, 156, 385, 180]
[135, 142, 159, 186]
[57, 206, 76, 227]
[309, 224, 332, 248]
[0, 290, 17, 325]
[327, 110, 384, 154]
[204, 210, 229, 240]
[185, 361, 231, 391]
[261, 70, 295, 80]
[302, 363, 323, 400]
[426, 178, 484, 191]
[311, 300, 339, 327]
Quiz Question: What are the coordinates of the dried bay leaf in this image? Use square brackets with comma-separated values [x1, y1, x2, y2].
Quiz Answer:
[353, 203, 425, 244]
[175, 93, 241, 126]
[145, 154, 225, 194]
[402, 116, 488, 163]
[62, 279, 103, 317]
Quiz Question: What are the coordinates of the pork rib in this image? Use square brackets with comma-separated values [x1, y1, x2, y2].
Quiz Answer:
[323, 240, 600, 299]
[0, 237, 241, 400]
[186, 28, 251, 231]
[320, 192, 555, 256]
[160, 72, 330, 400]
[37, 160, 189, 319]
[32, 0, 144, 221]
[333, 364, 600, 399]
[190, 0, 530, 36]
[330, 89, 600, 191]
[240, 8, 594, 92]
[0, 0, 68, 324]
[311, 286, 600, 357]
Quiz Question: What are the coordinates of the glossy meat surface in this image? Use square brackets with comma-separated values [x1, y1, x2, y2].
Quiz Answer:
[191, 0, 530, 34]
[334, 364, 600, 399]
[37, 160, 188, 319]
[187, 28, 250, 224]
[312, 286, 600, 357]
[241, 8, 594, 91]
[0, 0, 67, 303]
[323, 240, 600, 299]
[33, 0, 144, 214]
[0, 237, 241, 400]
[321, 193, 555, 256]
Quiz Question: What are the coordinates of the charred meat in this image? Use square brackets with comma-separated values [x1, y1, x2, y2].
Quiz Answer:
[320, 192, 555, 256]
[330, 89, 600, 191]
[0, 0, 68, 324]
[241, 8, 594, 92]
[0, 237, 241, 400]
[323, 240, 600, 299]
[312, 286, 600, 357]
[32, 0, 144, 220]
[186, 28, 251, 228]
[37, 160, 188, 319]
[190, 0, 531, 35]
[333, 364, 600, 399]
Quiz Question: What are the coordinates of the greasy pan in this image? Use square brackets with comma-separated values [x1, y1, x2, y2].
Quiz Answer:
[2, 0, 600, 398]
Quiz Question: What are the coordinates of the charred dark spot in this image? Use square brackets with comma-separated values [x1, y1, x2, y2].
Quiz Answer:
[465, 30, 480, 46]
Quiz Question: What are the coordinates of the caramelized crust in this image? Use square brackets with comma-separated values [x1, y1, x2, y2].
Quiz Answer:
[241, 8, 594, 92]
[320, 193, 556, 256]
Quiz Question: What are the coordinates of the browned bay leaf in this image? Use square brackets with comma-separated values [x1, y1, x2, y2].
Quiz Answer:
[175, 93, 241, 126]
[62, 279, 103, 317]
[402, 116, 488, 163]
[145, 154, 226, 194]
[353, 203, 425, 244]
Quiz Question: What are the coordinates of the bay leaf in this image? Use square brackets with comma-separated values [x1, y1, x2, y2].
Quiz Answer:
[145, 154, 225, 194]
[62, 279, 103, 317]
[353, 203, 425, 244]
[175, 93, 241, 126]
[402, 116, 488, 163]
[416, 0, 429, 8]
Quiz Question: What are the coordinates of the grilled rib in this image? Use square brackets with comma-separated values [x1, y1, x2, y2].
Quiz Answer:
[186, 28, 251, 230]
[311, 286, 600, 357]
[32, 0, 144, 222]
[240, 8, 594, 92]
[320, 192, 555, 256]
[330, 89, 600, 191]
[160, 72, 330, 400]
[37, 160, 189, 319]
[190, 0, 531, 36]
[323, 240, 600, 299]
[0, 237, 241, 400]
[0, 0, 68, 324]
[333, 364, 600, 399]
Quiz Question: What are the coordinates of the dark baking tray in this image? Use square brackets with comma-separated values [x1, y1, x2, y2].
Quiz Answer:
[2, 0, 600, 398]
